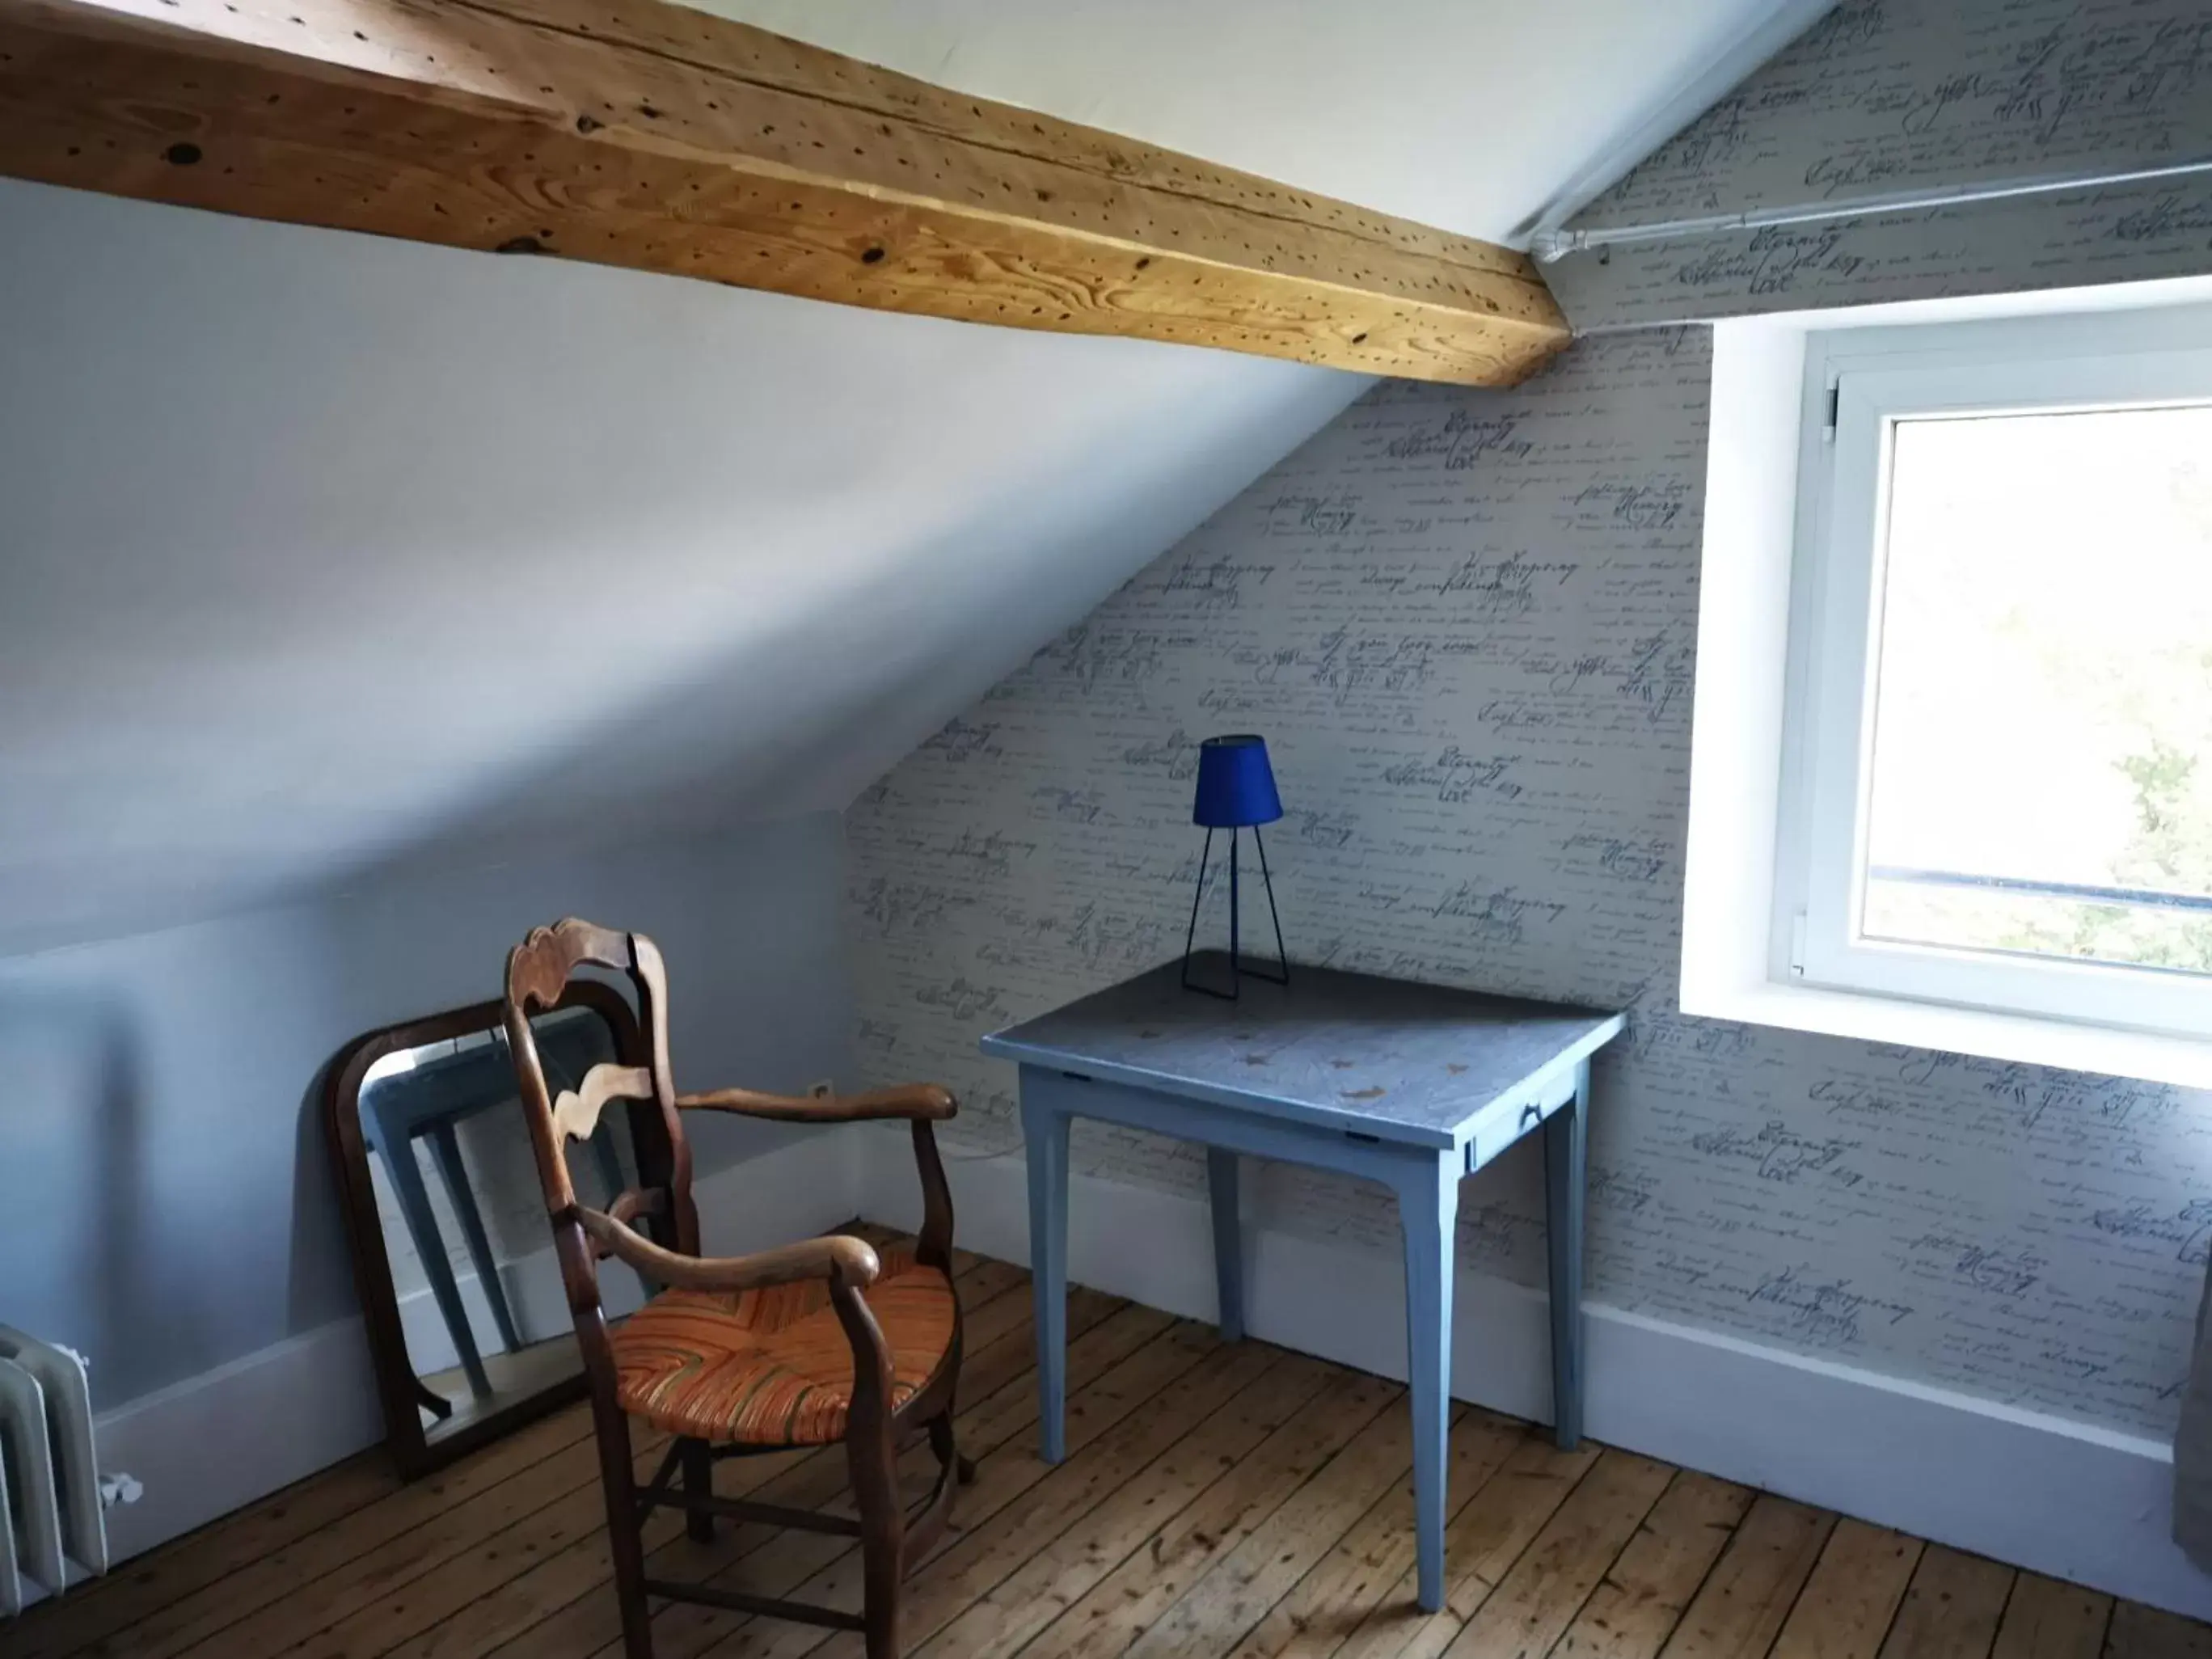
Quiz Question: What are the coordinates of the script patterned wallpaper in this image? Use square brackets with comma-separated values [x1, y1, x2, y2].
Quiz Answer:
[1549, 0, 2212, 327]
[845, 327, 2212, 1437]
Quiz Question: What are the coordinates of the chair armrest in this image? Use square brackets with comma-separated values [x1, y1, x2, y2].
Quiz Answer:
[575, 1208, 880, 1294]
[675, 1083, 957, 1124]
[603, 1185, 666, 1231]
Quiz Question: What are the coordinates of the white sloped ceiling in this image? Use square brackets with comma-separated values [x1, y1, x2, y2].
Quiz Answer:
[0, 0, 1799, 952]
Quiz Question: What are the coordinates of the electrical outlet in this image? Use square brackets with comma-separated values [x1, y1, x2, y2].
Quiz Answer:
[808, 1079, 834, 1099]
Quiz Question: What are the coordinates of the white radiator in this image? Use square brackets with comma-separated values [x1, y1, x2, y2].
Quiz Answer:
[0, 1330, 139, 1616]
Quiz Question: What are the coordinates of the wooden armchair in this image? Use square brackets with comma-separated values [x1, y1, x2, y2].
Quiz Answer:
[501, 918, 966, 1659]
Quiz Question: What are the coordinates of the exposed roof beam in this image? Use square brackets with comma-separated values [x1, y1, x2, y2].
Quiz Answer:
[0, 0, 1571, 385]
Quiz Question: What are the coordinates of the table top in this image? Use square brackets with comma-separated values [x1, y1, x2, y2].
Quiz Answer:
[980, 952, 1625, 1149]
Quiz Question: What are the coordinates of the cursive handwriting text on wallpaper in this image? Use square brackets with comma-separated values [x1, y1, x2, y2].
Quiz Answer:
[845, 328, 2212, 1439]
[1549, 0, 2212, 326]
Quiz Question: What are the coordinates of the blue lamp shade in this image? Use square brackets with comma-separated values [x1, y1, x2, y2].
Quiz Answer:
[1192, 734, 1284, 829]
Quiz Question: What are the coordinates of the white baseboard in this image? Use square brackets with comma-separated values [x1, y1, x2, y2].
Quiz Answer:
[44, 1129, 860, 1596]
[855, 1131, 2212, 1621]
[88, 1315, 386, 1571]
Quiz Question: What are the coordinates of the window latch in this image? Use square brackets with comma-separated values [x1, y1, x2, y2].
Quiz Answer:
[1789, 911, 1809, 976]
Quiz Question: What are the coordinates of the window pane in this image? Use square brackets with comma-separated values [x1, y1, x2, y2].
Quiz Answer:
[1860, 405, 2212, 974]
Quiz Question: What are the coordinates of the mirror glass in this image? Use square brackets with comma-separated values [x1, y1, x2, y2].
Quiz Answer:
[329, 994, 653, 1471]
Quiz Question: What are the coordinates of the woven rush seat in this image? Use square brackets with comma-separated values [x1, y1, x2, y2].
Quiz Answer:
[610, 1243, 957, 1446]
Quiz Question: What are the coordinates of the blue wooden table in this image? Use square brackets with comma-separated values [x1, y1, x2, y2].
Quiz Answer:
[981, 952, 1625, 1613]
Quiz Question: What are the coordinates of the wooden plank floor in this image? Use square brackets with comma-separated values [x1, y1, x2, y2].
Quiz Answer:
[12, 1243, 2211, 1659]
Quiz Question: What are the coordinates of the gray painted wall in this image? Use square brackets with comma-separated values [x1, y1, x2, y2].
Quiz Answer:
[0, 813, 850, 1408]
[0, 175, 1361, 956]
[1549, 0, 2212, 326]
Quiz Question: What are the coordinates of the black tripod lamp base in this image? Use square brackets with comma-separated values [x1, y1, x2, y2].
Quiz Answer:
[1179, 825, 1289, 1001]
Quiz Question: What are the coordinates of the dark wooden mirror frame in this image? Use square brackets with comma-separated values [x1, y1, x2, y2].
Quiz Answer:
[323, 979, 656, 1479]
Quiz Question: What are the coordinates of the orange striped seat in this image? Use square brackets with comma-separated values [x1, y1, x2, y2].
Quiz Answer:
[608, 1243, 957, 1446]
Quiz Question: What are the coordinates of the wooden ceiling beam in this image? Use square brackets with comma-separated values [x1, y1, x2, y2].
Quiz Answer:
[0, 0, 1571, 384]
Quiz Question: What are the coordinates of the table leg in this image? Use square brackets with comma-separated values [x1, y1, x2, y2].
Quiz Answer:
[1022, 1096, 1070, 1464]
[1544, 1060, 1589, 1450]
[1397, 1153, 1459, 1615]
[1206, 1147, 1245, 1342]
[380, 1126, 494, 1399]
[427, 1124, 525, 1357]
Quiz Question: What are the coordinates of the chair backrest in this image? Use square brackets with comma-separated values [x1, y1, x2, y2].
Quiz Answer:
[503, 918, 701, 1273]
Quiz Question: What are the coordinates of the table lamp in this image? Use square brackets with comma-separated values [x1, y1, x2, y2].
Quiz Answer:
[1181, 733, 1290, 999]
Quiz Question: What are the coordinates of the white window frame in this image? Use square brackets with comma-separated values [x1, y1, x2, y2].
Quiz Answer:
[1681, 279, 2212, 1091]
[1777, 311, 2212, 1041]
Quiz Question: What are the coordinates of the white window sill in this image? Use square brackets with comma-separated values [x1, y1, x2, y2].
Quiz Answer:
[1686, 278, 2212, 1100]
[1682, 977, 2212, 1091]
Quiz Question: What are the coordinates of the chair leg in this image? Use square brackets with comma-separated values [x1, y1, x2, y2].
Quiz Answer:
[847, 1409, 905, 1659]
[680, 1438, 716, 1542]
[589, 1395, 655, 1659]
[927, 1412, 973, 1488]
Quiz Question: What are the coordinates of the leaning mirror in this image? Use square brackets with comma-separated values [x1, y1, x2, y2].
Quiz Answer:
[323, 982, 652, 1476]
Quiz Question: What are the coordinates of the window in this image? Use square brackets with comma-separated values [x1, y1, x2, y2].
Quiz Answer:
[1775, 310, 2212, 1043]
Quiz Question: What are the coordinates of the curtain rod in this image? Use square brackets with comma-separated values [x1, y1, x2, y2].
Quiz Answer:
[1532, 155, 2212, 262]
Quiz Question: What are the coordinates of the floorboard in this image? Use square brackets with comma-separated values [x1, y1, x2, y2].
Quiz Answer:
[1877, 1546, 2013, 1659]
[910, 1351, 1342, 1659]
[1990, 1576, 2112, 1659]
[6, 1450, 403, 1659]
[1335, 1429, 1606, 1659]
[1113, 1375, 1414, 1659]
[13, 1244, 2210, 1659]
[2109, 1602, 2212, 1659]
[1661, 1495, 1838, 1659]
[1770, 1520, 1925, 1659]
[702, 1318, 1246, 1659]
[1552, 1471, 1755, 1659]
[1433, 1448, 1678, 1659]
[1222, 1408, 1530, 1659]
